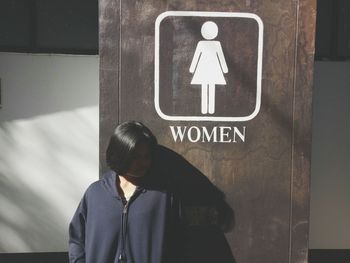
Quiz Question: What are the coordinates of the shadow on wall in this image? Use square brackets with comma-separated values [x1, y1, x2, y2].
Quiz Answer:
[148, 145, 237, 263]
[0, 106, 98, 252]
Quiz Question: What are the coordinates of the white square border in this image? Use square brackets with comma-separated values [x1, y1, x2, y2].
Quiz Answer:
[154, 11, 264, 122]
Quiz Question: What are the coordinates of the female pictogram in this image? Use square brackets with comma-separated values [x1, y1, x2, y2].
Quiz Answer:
[189, 21, 228, 114]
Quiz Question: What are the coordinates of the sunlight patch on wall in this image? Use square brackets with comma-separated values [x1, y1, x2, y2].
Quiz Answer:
[0, 105, 98, 252]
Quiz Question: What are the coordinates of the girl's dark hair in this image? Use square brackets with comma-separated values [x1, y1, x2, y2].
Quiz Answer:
[106, 121, 157, 174]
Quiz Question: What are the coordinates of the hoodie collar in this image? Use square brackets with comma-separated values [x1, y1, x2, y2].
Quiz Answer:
[102, 170, 146, 198]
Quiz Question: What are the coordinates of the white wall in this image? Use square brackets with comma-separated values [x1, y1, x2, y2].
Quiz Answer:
[0, 52, 99, 252]
[309, 61, 350, 249]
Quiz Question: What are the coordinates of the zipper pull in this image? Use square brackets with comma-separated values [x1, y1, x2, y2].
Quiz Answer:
[118, 253, 127, 262]
[123, 202, 129, 214]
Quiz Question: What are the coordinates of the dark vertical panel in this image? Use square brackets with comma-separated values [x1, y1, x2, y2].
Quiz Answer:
[290, 0, 317, 262]
[99, 0, 316, 262]
[99, 0, 120, 174]
[118, 2, 294, 262]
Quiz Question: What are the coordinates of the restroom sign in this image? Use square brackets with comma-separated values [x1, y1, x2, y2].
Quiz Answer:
[154, 11, 263, 122]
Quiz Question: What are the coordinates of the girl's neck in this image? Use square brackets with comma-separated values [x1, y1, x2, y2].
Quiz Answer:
[117, 175, 137, 201]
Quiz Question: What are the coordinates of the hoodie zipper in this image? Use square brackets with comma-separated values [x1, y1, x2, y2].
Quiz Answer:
[118, 200, 129, 262]
[118, 189, 143, 263]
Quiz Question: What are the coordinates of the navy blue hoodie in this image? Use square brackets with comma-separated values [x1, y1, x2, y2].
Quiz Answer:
[68, 171, 180, 263]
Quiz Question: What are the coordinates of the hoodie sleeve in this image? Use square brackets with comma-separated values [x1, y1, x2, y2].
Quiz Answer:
[68, 193, 88, 263]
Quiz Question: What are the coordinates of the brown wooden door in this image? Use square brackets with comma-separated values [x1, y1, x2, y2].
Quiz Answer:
[99, 1, 316, 262]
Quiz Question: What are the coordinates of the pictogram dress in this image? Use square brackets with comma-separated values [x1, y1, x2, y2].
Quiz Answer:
[190, 41, 227, 85]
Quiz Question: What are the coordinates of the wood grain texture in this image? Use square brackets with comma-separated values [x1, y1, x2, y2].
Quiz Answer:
[99, 0, 316, 262]
[99, 0, 120, 173]
[290, 0, 317, 262]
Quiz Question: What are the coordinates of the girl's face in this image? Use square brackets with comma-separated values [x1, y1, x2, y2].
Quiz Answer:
[125, 142, 152, 178]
